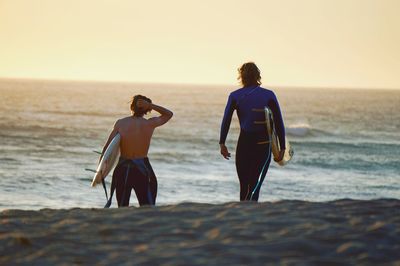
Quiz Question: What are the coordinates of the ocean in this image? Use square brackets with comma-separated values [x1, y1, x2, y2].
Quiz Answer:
[0, 79, 399, 210]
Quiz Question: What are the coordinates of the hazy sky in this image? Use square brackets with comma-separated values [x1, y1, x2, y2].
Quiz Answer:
[0, 0, 399, 88]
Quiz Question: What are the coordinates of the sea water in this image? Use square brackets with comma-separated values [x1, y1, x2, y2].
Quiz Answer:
[0, 79, 399, 210]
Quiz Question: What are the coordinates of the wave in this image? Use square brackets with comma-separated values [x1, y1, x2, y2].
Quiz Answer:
[286, 123, 312, 137]
[42, 110, 120, 117]
[291, 139, 400, 150]
[286, 123, 331, 138]
[0, 157, 19, 163]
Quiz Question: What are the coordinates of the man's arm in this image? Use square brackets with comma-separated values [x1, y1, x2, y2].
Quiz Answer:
[137, 99, 173, 127]
[99, 120, 119, 163]
[268, 92, 286, 161]
[219, 94, 236, 160]
[268, 92, 285, 149]
[219, 94, 235, 145]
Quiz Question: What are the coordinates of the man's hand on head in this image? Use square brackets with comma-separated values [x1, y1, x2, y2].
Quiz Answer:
[137, 99, 152, 112]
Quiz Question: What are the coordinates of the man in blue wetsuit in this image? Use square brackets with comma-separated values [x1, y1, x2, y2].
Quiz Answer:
[219, 62, 286, 201]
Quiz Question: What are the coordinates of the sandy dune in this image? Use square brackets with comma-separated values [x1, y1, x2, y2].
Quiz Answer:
[1, 199, 399, 265]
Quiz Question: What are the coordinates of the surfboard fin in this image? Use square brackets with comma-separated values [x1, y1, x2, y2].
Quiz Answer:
[102, 179, 108, 201]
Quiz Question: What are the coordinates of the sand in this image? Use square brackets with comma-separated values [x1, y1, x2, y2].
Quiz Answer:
[1, 199, 399, 265]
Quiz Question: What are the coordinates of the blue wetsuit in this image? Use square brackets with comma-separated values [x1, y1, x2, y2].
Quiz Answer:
[219, 86, 285, 201]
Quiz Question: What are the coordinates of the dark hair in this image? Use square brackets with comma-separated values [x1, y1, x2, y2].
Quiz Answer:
[238, 62, 262, 87]
[130, 95, 152, 117]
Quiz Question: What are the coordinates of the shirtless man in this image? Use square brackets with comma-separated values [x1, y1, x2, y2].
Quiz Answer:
[93, 95, 173, 207]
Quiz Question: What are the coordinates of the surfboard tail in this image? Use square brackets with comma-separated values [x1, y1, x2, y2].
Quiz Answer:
[91, 170, 104, 187]
[277, 140, 294, 166]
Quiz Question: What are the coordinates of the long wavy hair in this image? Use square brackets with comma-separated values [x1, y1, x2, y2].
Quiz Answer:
[237, 62, 262, 87]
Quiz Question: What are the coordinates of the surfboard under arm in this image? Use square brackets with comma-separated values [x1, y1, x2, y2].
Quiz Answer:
[91, 133, 121, 187]
[264, 107, 293, 166]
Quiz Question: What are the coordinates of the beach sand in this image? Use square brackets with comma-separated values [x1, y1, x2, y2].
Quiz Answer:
[1, 199, 399, 265]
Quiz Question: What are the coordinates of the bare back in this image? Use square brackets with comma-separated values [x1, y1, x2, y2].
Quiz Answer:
[99, 100, 172, 164]
[116, 116, 155, 159]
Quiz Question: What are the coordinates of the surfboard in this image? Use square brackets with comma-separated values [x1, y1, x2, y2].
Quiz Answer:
[264, 107, 293, 166]
[91, 133, 121, 187]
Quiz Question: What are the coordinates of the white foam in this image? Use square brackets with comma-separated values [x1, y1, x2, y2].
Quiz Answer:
[286, 123, 312, 137]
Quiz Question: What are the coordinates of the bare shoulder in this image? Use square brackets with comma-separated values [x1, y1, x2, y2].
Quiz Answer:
[121, 116, 151, 126]
[146, 116, 168, 128]
[114, 116, 131, 128]
[119, 116, 134, 122]
[144, 116, 158, 125]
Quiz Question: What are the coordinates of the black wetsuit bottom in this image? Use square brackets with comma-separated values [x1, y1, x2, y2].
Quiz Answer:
[236, 130, 271, 201]
[112, 157, 157, 207]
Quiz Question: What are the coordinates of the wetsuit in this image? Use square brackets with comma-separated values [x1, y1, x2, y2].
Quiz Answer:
[105, 157, 157, 207]
[219, 86, 285, 201]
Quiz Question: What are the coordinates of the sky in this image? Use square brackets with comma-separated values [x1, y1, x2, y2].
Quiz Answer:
[0, 0, 399, 89]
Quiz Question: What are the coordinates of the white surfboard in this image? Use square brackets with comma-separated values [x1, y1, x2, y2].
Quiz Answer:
[91, 133, 121, 187]
[264, 107, 293, 166]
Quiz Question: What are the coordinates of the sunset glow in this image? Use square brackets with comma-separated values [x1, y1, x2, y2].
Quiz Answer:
[0, 0, 399, 88]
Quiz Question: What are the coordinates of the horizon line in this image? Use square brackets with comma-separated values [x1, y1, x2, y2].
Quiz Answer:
[0, 76, 399, 91]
